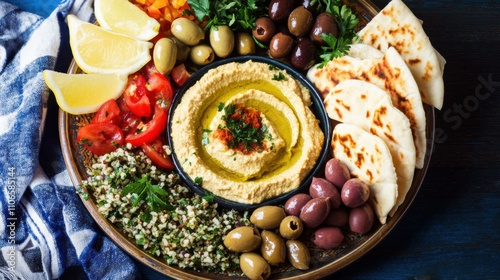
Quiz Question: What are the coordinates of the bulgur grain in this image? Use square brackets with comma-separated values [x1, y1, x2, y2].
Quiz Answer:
[80, 146, 250, 274]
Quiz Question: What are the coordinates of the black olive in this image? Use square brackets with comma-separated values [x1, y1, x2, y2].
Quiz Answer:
[269, 0, 294, 22]
[253, 17, 277, 43]
[310, 12, 339, 45]
[291, 37, 317, 70]
[301, 0, 319, 14]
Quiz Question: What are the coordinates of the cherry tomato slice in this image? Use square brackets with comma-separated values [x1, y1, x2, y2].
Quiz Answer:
[171, 63, 191, 87]
[92, 99, 122, 125]
[125, 106, 167, 146]
[142, 137, 175, 169]
[123, 73, 152, 117]
[147, 72, 174, 110]
[141, 61, 160, 80]
[77, 123, 124, 155]
[120, 111, 142, 137]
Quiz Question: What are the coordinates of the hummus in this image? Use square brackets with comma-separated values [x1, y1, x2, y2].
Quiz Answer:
[170, 60, 324, 204]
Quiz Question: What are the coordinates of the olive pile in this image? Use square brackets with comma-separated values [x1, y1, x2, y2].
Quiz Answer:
[224, 205, 310, 279]
[253, 0, 340, 70]
[161, 17, 256, 68]
[153, 0, 341, 73]
[222, 158, 375, 279]
[283, 157, 375, 251]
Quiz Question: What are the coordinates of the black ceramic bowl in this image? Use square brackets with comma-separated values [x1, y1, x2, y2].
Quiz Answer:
[167, 55, 331, 210]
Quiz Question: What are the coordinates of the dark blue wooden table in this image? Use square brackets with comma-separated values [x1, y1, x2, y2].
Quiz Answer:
[8, 0, 499, 279]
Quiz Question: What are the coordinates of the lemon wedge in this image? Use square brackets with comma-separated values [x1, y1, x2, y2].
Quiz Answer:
[67, 14, 153, 76]
[94, 0, 160, 41]
[43, 70, 127, 115]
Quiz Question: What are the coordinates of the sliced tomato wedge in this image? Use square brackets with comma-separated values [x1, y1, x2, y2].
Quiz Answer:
[147, 72, 174, 110]
[141, 61, 160, 80]
[120, 111, 142, 137]
[77, 123, 124, 155]
[123, 73, 152, 117]
[125, 106, 167, 146]
[171, 63, 191, 87]
[142, 137, 175, 169]
[91, 99, 122, 125]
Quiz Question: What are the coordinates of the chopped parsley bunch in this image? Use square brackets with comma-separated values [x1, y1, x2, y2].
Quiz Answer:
[187, 0, 267, 31]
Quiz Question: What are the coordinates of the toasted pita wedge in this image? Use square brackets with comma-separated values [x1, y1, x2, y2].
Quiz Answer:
[332, 123, 398, 224]
[307, 45, 426, 168]
[324, 79, 415, 216]
[358, 0, 445, 109]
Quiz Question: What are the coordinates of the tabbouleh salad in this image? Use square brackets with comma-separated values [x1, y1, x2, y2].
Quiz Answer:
[79, 143, 251, 273]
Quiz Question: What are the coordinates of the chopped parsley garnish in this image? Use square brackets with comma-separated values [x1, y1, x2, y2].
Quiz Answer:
[272, 72, 287, 81]
[202, 191, 215, 202]
[194, 176, 203, 185]
[121, 176, 174, 212]
[217, 102, 225, 111]
[216, 103, 270, 153]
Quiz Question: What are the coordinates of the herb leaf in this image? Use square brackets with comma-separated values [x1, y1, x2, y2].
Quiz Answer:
[202, 191, 215, 203]
[121, 176, 173, 211]
[186, 0, 210, 23]
[272, 72, 287, 81]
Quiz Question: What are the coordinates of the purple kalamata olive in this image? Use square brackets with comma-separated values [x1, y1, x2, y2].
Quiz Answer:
[341, 178, 371, 208]
[322, 206, 349, 228]
[311, 227, 344, 249]
[309, 177, 341, 208]
[299, 197, 331, 228]
[349, 203, 375, 234]
[324, 158, 351, 190]
[284, 193, 312, 216]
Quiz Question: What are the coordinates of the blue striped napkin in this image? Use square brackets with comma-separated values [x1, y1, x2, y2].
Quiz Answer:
[0, 0, 139, 278]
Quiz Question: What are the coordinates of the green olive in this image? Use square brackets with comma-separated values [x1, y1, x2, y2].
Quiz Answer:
[236, 32, 256, 55]
[250, 206, 286, 230]
[279, 215, 304, 240]
[153, 38, 177, 75]
[286, 239, 311, 270]
[223, 226, 261, 253]
[209, 25, 234, 58]
[171, 17, 205, 46]
[240, 252, 271, 280]
[189, 44, 215, 66]
[169, 37, 191, 63]
[260, 230, 286, 266]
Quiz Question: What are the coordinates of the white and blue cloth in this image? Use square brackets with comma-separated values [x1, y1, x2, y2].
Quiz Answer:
[0, 0, 139, 278]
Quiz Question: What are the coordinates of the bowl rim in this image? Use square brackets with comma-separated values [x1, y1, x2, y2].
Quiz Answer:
[167, 55, 332, 210]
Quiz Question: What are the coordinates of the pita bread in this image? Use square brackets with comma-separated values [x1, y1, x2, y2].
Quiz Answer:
[307, 45, 427, 168]
[358, 0, 445, 110]
[332, 123, 398, 224]
[324, 79, 415, 216]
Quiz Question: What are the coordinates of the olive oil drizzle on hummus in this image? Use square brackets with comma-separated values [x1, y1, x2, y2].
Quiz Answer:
[198, 80, 303, 182]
